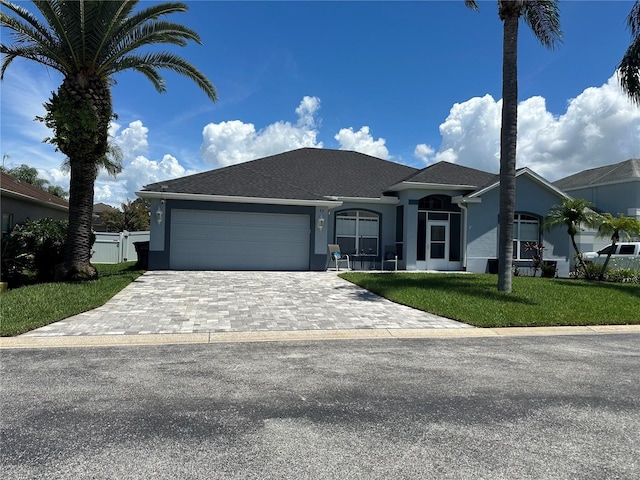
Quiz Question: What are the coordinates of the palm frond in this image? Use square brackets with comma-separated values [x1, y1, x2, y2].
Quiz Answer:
[99, 21, 201, 73]
[597, 213, 640, 241]
[131, 64, 167, 93]
[619, 1, 640, 105]
[0, 45, 64, 77]
[464, 0, 479, 11]
[543, 198, 600, 233]
[629, 1, 640, 37]
[108, 52, 217, 101]
[32, 0, 82, 69]
[0, 1, 72, 76]
[522, 0, 562, 50]
[90, 0, 138, 70]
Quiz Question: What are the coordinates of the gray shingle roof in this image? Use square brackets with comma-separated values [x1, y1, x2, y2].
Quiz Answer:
[553, 159, 640, 190]
[143, 148, 418, 200]
[400, 161, 498, 189]
[1, 172, 69, 209]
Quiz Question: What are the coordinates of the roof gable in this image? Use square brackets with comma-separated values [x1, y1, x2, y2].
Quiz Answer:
[142, 148, 418, 201]
[467, 167, 569, 200]
[398, 161, 498, 189]
[554, 159, 640, 190]
[1, 172, 69, 209]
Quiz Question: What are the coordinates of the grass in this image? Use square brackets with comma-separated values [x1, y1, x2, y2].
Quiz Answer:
[0, 262, 145, 337]
[340, 272, 640, 328]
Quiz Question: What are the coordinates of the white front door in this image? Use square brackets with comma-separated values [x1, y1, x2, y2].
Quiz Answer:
[426, 220, 449, 270]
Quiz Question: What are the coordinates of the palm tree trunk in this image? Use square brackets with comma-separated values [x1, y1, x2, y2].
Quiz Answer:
[497, 10, 520, 293]
[48, 75, 112, 281]
[569, 231, 592, 280]
[598, 239, 617, 281]
[60, 159, 99, 280]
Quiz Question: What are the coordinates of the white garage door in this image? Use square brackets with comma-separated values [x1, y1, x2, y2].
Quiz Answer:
[170, 209, 310, 270]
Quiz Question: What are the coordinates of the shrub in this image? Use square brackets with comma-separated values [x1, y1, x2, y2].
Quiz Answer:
[1, 232, 29, 286]
[1, 218, 68, 284]
[605, 267, 640, 284]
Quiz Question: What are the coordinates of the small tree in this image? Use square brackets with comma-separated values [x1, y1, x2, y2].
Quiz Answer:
[102, 199, 150, 232]
[543, 198, 602, 279]
[596, 213, 640, 280]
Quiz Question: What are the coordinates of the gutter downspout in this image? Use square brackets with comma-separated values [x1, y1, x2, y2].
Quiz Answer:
[453, 196, 469, 271]
[458, 203, 468, 271]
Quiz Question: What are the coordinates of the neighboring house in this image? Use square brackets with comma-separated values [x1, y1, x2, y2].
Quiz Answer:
[137, 148, 572, 276]
[554, 158, 640, 251]
[1, 171, 69, 235]
[92, 202, 118, 232]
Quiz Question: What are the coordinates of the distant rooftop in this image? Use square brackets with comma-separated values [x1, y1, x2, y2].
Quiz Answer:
[1, 171, 69, 209]
[554, 159, 640, 190]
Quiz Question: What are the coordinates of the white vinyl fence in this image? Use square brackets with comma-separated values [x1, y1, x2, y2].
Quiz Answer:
[91, 231, 150, 264]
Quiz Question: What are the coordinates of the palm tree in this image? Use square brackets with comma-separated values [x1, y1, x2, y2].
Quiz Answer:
[596, 213, 640, 280]
[465, 0, 561, 292]
[543, 198, 601, 280]
[618, 1, 640, 105]
[0, 0, 217, 281]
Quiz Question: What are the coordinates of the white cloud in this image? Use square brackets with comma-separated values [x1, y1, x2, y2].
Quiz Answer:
[414, 144, 435, 164]
[432, 94, 501, 172]
[94, 154, 198, 207]
[334, 126, 391, 160]
[429, 75, 640, 180]
[200, 96, 323, 168]
[112, 120, 149, 157]
[295, 96, 321, 128]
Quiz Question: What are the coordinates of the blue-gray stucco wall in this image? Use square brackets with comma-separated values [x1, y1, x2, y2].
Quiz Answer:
[466, 176, 571, 277]
[566, 182, 640, 217]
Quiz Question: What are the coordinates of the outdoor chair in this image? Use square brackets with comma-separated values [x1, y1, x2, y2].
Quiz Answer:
[382, 245, 398, 271]
[328, 244, 350, 271]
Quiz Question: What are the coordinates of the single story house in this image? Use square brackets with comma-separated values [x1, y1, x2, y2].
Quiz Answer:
[1, 171, 69, 235]
[554, 158, 640, 251]
[137, 148, 572, 276]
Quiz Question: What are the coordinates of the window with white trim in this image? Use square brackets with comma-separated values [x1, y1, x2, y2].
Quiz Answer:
[336, 210, 379, 255]
[513, 214, 540, 260]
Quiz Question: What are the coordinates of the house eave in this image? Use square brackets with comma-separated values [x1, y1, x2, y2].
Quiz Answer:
[452, 195, 482, 204]
[324, 195, 399, 205]
[136, 191, 342, 208]
[386, 181, 478, 192]
[0, 188, 69, 212]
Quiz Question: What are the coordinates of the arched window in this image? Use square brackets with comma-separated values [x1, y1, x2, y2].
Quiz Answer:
[513, 214, 541, 260]
[418, 195, 444, 210]
[335, 210, 379, 255]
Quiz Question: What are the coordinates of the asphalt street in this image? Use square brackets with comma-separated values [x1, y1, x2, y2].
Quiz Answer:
[2, 335, 639, 479]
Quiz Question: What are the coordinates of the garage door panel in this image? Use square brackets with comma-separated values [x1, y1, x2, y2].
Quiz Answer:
[170, 210, 310, 270]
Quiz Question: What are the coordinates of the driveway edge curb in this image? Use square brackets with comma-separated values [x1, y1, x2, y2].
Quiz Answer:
[2, 324, 639, 349]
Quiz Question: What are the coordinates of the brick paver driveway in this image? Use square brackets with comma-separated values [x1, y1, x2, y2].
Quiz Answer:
[24, 271, 471, 336]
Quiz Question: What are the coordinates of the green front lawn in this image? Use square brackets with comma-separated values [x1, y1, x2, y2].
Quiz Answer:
[1, 263, 145, 336]
[340, 273, 640, 327]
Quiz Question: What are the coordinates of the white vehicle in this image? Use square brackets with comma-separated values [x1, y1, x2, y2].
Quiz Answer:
[582, 242, 640, 261]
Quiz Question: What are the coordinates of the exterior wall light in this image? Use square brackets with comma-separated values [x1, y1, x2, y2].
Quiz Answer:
[317, 212, 325, 230]
[156, 199, 165, 224]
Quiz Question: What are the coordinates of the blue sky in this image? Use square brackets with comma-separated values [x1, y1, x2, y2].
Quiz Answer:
[2, 0, 639, 206]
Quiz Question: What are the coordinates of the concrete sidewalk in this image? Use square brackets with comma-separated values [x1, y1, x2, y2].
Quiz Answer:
[3, 325, 639, 349]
